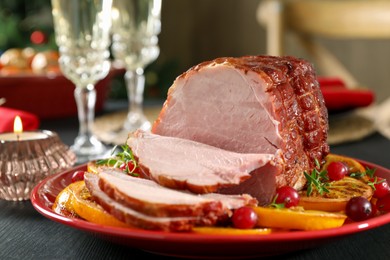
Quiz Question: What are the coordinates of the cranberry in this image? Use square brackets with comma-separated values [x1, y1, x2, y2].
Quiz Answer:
[376, 193, 390, 214]
[71, 170, 85, 183]
[370, 202, 378, 217]
[275, 186, 300, 208]
[327, 161, 348, 181]
[231, 206, 258, 229]
[371, 177, 390, 198]
[345, 196, 373, 221]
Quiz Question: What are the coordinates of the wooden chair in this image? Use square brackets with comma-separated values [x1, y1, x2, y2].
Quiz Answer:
[257, 0, 390, 89]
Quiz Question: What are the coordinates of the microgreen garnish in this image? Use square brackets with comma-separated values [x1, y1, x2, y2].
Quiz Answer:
[96, 144, 139, 176]
[303, 159, 330, 196]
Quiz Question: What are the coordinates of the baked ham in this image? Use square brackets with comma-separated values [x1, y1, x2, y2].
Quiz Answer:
[150, 55, 329, 204]
[79, 55, 329, 231]
[84, 170, 257, 231]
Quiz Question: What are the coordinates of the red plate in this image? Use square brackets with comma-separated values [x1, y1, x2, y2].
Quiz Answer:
[31, 160, 390, 259]
[318, 77, 375, 112]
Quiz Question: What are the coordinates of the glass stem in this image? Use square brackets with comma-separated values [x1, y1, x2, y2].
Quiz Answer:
[74, 84, 96, 139]
[125, 68, 145, 116]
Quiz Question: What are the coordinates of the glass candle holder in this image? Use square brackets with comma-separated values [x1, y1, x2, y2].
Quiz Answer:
[0, 130, 76, 201]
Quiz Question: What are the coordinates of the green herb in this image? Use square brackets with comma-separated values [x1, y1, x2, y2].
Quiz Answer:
[349, 172, 365, 179]
[350, 166, 377, 191]
[350, 167, 376, 179]
[367, 175, 384, 191]
[365, 167, 376, 179]
[303, 159, 330, 196]
[96, 145, 139, 177]
[268, 194, 285, 209]
[350, 167, 378, 190]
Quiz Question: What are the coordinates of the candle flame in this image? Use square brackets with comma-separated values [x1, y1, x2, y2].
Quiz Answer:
[14, 116, 23, 134]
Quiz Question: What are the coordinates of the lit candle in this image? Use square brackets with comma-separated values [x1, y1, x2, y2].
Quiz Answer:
[0, 116, 76, 201]
[14, 115, 22, 141]
[0, 116, 48, 142]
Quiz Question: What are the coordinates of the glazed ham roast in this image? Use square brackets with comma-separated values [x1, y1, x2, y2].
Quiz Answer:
[85, 55, 330, 231]
[150, 55, 328, 202]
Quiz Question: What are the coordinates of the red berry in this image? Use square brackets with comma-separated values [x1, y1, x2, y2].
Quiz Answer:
[231, 206, 258, 229]
[327, 161, 348, 181]
[345, 196, 372, 221]
[370, 202, 378, 217]
[71, 170, 85, 183]
[275, 186, 300, 208]
[376, 193, 390, 214]
[371, 177, 390, 198]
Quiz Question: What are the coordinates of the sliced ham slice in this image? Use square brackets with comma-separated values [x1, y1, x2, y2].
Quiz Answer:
[84, 170, 257, 231]
[127, 130, 278, 195]
[84, 173, 199, 231]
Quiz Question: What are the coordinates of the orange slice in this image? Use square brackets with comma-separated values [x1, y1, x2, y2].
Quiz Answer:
[192, 227, 274, 235]
[322, 153, 366, 176]
[298, 177, 373, 212]
[70, 181, 130, 228]
[253, 206, 347, 230]
[52, 183, 78, 218]
[53, 180, 130, 228]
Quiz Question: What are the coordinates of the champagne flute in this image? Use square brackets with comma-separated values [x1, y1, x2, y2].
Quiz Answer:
[51, 0, 113, 163]
[111, 0, 162, 136]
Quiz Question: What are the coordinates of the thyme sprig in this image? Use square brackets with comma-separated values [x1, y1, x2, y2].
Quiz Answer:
[350, 167, 378, 189]
[367, 176, 385, 191]
[350, 167, 376, 179]
[96, 145, 139, 177]
[303, 159, 330, 196]
[364, 168, 381, 191]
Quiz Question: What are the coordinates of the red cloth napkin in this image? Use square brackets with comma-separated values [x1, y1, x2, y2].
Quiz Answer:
[0, 107, 40, 133]
[317, 77, 375, 112]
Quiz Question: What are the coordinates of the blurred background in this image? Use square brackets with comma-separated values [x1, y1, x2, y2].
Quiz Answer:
[1, 0, 390, 103]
